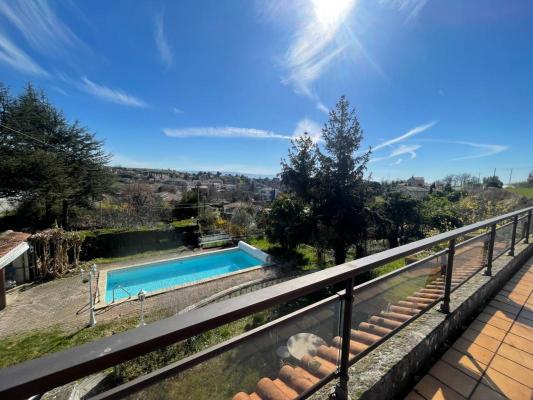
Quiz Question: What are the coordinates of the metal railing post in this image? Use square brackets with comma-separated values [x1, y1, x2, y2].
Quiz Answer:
[440, 239, 455, 314]
[485, 225, 496, 276]
[509, 215, 518, 256]
[336, 277, 354, 400]
[526, 210, 532, 244]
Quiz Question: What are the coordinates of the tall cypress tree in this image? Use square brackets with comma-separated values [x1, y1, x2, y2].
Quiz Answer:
[315, 96, 371, 264]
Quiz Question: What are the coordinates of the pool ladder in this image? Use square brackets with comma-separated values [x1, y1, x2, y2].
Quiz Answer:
[112, 285, 132, 303]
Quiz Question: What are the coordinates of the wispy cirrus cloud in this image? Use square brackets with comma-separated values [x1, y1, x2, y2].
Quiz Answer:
[372, 121, 437, 151]
[173, 107, 185, 114]
[164, 118, 323, 141]
[278, 0, 357, 111]
[0, 0, 83, 57]
[164, 126, 292, 140]
[0, 32, 48, 77]
[379, 0, 430, 21]
[370, 144, 421, 163]
[414, 139, 509, 160]
[79, 77, 148, 108]
[154, 8, 173, 68]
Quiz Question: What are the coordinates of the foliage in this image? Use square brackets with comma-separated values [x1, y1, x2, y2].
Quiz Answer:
[420, 195, 463, 234]
[264, 195, 309, 250]
[315, 96, 371, 264]
[0, 83, 112, 229]
[483, 175, 504, 188]
[229, 207, 255, 237]
[506, 186, 533, 199]
[197, 208, 218, 234]
[381, 192, 422, 247]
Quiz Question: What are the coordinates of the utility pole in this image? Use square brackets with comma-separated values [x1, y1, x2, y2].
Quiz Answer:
[509, 168, 513, 185]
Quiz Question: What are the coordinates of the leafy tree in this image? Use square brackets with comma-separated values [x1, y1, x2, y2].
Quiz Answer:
[280, 133, 317, 202]
[265, 195, 309, 250]
[420, 195, 463, 234]
[314, 96, 370, 263]
[483, 175, 503, 189]
[383, 192, 421, 247]
[0, 83, 111, 228]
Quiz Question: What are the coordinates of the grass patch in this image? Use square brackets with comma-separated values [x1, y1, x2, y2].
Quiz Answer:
[0, 317, 137, 368]
[248, 238, 325, 271]
[171, 218, 197, 228]
[369, 258, 406, 278]
[507, 187, 533, 199]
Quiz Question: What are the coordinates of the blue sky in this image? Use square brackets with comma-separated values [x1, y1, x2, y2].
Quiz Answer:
[0, 0, 532, 182]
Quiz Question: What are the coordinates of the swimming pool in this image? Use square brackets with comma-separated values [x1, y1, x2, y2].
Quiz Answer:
[104, 246, 267, 303]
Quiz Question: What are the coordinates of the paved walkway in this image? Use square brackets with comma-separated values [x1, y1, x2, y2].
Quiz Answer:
[407, 255, 533, 400]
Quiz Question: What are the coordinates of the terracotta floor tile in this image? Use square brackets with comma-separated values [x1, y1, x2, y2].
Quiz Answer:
[482, 305, 515, 323]
[452, 337, 495, 365]
[517, 314, 533, 326]
[442, 348, 488, 380]
[414, 374, 465, 400]
[489, 354, 533, 389]
[495, 293, 528, 306]
[510, 320, 533, 341]
[469, 320, 507, 341]
[470, 383, 507, 400]
[502, 286, 531, 297]
[503, 332, 533, 355]
[489, 300, 521, 316]
[405, 391, 425, 400]
[481, 367, 533, 400]
[429, 360, 477, 398]
[519, 308, 533, 322]
[497, 343, 533, 370]
[462, 330, 501, 352]
[476, 313, 512, 331]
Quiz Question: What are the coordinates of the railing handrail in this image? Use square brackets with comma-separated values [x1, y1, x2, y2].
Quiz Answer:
[0, 206, 531, 399]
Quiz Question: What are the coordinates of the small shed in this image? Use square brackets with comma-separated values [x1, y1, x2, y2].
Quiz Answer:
[0, 230, 31, 310]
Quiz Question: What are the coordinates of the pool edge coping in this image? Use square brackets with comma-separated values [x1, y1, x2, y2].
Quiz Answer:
[96, 246, 272, 309]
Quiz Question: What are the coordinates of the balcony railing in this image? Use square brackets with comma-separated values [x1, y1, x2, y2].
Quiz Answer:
[0, 207, 532, 400]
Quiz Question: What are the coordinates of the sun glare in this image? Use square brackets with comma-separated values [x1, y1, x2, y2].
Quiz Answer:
[312, 0, 355, 30]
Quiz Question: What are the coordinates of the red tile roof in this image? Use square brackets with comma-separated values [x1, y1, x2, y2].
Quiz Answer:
[0, 231, 30, 259]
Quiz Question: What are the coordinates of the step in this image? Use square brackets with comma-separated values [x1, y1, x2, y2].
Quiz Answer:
[300, 355, 336, 378]
[358, 322, 392, 336]
[397, 300, 427, 310]
[368, 315, 403, 329]
[406, 296, 434, 304]
[389, 305, 419, 316]
[233, 392, 252, 400]
[351, 329, 382, 345]
[332, 336, 369, 355]
[317, 345, 341, 364]
[273, 378, 299, 399]
[279, 365, 314, 393]
[256, 377, 290, 400]
[380, 311, 412, 322]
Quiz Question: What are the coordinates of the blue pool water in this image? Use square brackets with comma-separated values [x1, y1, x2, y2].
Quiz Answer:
[105, 249, 264, 302]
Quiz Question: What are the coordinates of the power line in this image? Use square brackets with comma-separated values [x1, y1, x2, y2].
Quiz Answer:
[0, 122, 64, 152]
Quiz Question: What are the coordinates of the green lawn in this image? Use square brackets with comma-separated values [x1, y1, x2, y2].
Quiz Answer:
[507, 187, 533, 199]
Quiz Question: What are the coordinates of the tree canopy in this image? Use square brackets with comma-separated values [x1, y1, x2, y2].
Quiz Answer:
[0, 83, 112, 228]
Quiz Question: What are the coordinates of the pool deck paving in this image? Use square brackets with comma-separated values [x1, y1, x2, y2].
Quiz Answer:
[407, 254, 533, 400]
[0, 248, 281, 337]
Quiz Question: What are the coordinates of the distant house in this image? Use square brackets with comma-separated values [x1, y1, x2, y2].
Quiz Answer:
[406, 176, 425, 187]
[0, 231, 32, 310]
[396, 185, 430, 199]
[528, 173, 533, 184]
[258, 187, 279, 201]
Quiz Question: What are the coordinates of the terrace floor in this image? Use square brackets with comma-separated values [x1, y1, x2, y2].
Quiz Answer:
[407, 255, 533, 400]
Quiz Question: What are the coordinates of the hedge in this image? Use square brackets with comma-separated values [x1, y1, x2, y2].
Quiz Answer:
[79, 225, 199, 260]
